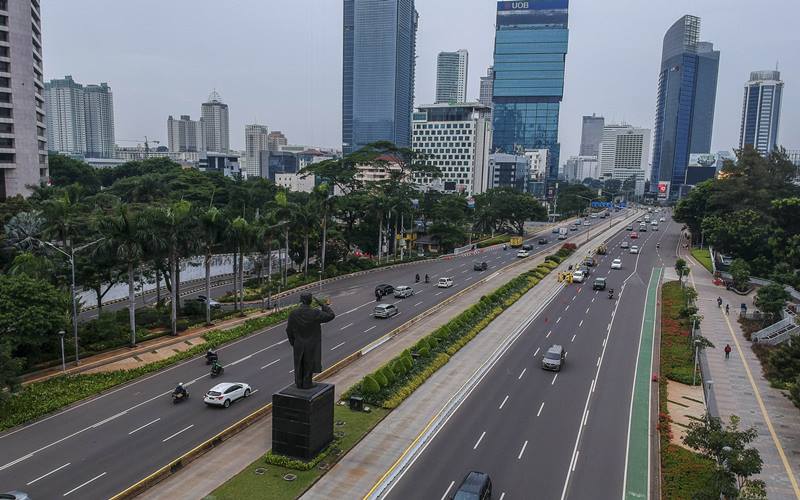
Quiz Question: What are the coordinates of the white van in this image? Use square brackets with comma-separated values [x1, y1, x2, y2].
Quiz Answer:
[437, 277, 454, 288]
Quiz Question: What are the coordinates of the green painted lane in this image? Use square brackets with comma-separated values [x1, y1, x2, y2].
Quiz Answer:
[623, 266, 662, 499]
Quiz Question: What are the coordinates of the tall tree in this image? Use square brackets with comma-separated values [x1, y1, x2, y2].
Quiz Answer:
[199, 206, 227, 324]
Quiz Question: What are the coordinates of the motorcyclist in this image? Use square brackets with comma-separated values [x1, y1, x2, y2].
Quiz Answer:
[415, 273, 420, 283]
[205, 349, 218, 364]
[174, 382, 188, 398]
[502, 243, 507, 250]
[211, 360, 223, 376]
[656, 242, 660, 249]
[424, 273, 430, 283]
[375, 289, 382, 302]
[608, 288, 614, 299]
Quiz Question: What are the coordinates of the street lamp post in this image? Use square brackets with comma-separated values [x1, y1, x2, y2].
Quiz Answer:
[58, 329, 66, 372]
[692, 338, 702, 386]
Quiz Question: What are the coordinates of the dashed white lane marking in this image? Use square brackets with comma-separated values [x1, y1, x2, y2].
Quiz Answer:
[260, 359, 280, 370]
[414, 301, 423, 307]
[331, 342, 345, 351]
[440, 481, 455, 500]
[518, 440, 529, 460]
[473, 431, 486, 450]
[533, 347, 540, 357]
[499, 395, 509, 409]
[518, 368, 527, 380]
[339, 322, 354, 330]
[162, 424, 194, 443]
[27, 462, 70, 486]
[556, 317, 562, 324]
[435, 291, 443, 296]
[565, 305, 570, 311]
[586, 307, 590, 314]
[63, 471, 107, 497]
[537, 402, 545, 417]
[546, 330, 552, 338]
[128, 418, 160, 435]
[572, 451, 580, 471]
[363, 325, 377, 333]
[552, 373, 559, 385]
[571, 334, 576, 342]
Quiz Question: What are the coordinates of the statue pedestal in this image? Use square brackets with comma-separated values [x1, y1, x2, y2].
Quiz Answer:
[272, 383, 334, 461]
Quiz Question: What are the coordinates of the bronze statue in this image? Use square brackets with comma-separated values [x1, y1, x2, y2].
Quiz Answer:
[286, 293, 335, 389]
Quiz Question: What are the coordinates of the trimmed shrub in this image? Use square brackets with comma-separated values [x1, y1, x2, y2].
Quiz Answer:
[418, 345, 431, 358]
[381, 366, 396, 385]
[362, 375, 381, 394]
[373, 370, 389, 388]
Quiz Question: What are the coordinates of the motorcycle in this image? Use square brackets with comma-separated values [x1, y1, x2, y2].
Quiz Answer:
[205, 352, 218, 365]
[210, 363, 224, 378]
[415, 274, 420, 283]
[502, 244, 508, 250]
[424, 275, 430, 284]
[172, 390, 189, 404]
[608, 289, 614, 299]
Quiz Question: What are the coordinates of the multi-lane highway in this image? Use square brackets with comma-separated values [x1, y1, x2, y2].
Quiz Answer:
[0, 213, 634, 498]
[384, 212, 677, 500]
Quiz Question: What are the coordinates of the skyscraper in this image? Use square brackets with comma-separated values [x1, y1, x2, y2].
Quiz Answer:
[342, 0, 418, 153]
[435, 49, 468, 104]
[0, 0, 47, 198]
[491, 0, 569, 180]
[167, 115, 203, 152]
[739, 70, 783, 156]
[598, 124, 650, 187]
[267, 130, 287, 152]
[201, 90, 229, 152]
[579, 114, 604, 156]
[478, 66, 494, 108]
[651, 15, 719, 199]
[45, 76, 115, 159]
[245, 124, 269, 178]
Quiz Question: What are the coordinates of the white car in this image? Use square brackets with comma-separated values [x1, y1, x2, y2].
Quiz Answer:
[517, 249, 529, 258]
[621, 241, 629, 249]
[659, 217, 665, 222]
[437, 277, 454, 288]
[572, 270, 585, 283]
[611, 258, 622, 269]
[393, 285, 414, 298]
[204, 382, 252, 408]
[583, 221, 591, 226]
[630, 245, 639, 254]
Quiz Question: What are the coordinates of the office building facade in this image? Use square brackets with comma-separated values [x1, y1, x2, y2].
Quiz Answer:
[201, 90, 229, 152]
[739, 70, 783, 156]
[435, 49, 468, 104]
[650, 15, 719, 199]
[563, 155, 599, 182]
[491, 0, 569, 181]
[412, 102, 492, 195]
[245, 124, 269, 178]
[342, 0, 418, 153]
[45, 76, 115, 159]
[579, 114, 604, 156]
[260, 150, 299, 181]
[479, 66, 494, 108]
[598, 124, 650, 183]
[167, 115, 203, 153]
[198, 152, 240, 178]
[489, 152, 529, 191]
[267, 130, 287, 152]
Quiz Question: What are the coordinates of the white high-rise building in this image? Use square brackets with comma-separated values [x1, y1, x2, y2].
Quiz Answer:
[0, 0, 47, 198]
[245, 124, 269, 178]
[739, 70, 783, 156]
[167, 115, 203, 152]
[563, 156, 600, 182]
[435, 49, 468, 104]
[525, 149, 548, 181]
[201, 90, 229, 152]
[412, 102, 492, 195]
[45, 76, 115, 159]
[479, 66, 493, 108]
[598, 124, 650, 183]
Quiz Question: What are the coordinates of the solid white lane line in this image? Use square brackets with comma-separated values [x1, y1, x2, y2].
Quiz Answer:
[518, 440, 529, 459]
[27, 462, 70, 485]
[556, 316, 561, 324]
[260, 359, 280, 370]
[414, 301, 423, 307]
[533, 347, 540, 357]
[331, 342, 346, 351]
[339, 322, 354, 331]
[289, 369, 294, 374]
[584, 409, 590, 426]
[364, 325, 377, 333]
[518, 368, 527, 380]
[63, 471, 107, 497]
[571, 334, 576, 342]
[537, 402, 545, 417]
[162, 424, 194, 443]
[440, 481, 455, 500]
[128, 418, 160, 435]
[473, 431, 486, 450]
[552, 373, 558, 385]
[499, 395, 509, 410]
[572, 451, 579, 471]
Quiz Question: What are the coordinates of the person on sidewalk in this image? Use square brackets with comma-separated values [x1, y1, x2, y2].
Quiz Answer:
[725, 303, 730, 315]
[724, 344, 732, 359]
[717, 296, 723, 308]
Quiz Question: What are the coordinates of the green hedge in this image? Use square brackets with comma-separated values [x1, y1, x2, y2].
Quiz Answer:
[264, 437, 341, 471]
[661, 282, 698, 384]
[0, 308, 295, 432]
[344, 244, 575, 409]
[476, 234, 511, 249]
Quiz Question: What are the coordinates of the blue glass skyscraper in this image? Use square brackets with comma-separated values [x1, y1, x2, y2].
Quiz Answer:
[650, 15, 719, 199]
[739, 70, 783, 156]
[491, 0, 569, 181]
[342, 0, 418, 154]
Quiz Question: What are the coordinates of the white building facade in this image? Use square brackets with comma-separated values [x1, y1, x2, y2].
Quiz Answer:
[563, 155, 599, 182]
[167, 114, 203, 152]
[598, 124, 650, 183]
[45, 76, 115, 159]
[201, 90, 229, 152]
[275, 172, 316, 193]
[739, 70, 783, 156]
[245, 124, 269, 178]
[435, 49, 468, 104]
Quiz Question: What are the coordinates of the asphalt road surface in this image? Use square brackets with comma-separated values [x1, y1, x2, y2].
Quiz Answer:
[0, 213, 635, 498]
[384, 212, 678, 500]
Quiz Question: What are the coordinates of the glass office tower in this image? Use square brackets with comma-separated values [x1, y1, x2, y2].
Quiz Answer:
[491, 0, 569, 181]
[342, 0, 418, 154]
[739, 70, 783, 156]
[650, 15, 719, 199]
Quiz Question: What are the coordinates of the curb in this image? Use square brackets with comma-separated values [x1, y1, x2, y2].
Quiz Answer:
[107, 213, 638, 499]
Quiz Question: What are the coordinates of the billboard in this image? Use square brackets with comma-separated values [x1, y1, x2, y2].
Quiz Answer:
[657, 181, 670, 200]
[497, 0, 568, 26]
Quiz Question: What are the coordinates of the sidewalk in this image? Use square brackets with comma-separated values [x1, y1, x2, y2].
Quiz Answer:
[684, 250, 800, 499]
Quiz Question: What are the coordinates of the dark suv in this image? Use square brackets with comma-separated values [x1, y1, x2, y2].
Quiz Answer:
[452, 471, 492, 500]
[374, 284, 394, 297]
[473, 261, 488, 271]
[592, 277, 607, 290]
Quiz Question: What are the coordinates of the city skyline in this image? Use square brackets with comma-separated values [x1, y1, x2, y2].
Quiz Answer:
[41, 1, 800, 159]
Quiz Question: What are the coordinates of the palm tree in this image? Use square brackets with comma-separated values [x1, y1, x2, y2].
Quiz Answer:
[199, 206, 227, 325]
[227, 216, 253, 313]
[98, 205, 145, 346]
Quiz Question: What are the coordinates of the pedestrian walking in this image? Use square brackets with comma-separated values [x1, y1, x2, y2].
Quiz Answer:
[725, 303, 730, 315]
[724, 344, 732, 359]
[717, 296, 722, 308]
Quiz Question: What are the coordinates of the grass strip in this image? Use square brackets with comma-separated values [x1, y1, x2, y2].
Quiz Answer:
[690, 248, 713, 274]
[660, 281, 698, 385]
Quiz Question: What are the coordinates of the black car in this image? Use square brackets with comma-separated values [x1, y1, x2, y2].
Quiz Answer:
[521, 244, 533, 251]
[592, 277, 607, 290]
[537, 237, 548, 245]
[374, 284, 394, 297]
[452, 471, 492, 500]
[473, 261, 488, 271]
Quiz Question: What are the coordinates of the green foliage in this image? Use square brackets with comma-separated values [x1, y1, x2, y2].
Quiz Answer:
[380, 366, 395, 385]
[754, 283, 790, 322]
[48, 154, 101, 193]
[417, 345, 431, 358]
[264, 438, 341, 471]
[361, 375, 381, 395]
[373, 370, 389, 388]
[556, 183, 597, 216]
[691, 248, 714, 274]
[382, 353, 450, 409]
[729, 258, 751, 290]
[661, 282, 699, 385]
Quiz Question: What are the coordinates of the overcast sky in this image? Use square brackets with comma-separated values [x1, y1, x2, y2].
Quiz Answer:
[43, 0, 799, 159]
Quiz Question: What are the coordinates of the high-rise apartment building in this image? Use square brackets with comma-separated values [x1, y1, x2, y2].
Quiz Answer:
[167, 115, 203, 152]
[245, 124, 269, 178]
[267, 130, 287, 152]
[435, 49, 468, 104]
[411, 102, 492, 195]
[651, 15, 719, 199]
[0, 0, 47, 198]
[342, 0, 418, 153]
[598, 124, 650, 184]
[479, 66, 494, 108]
[579, 114, 604, 157]
[491, 0, 569, 181]
[201, 90, 229, 152]
[739, 70, 783, 156]
[564, 156, 599, 182]
[45, 76, 115, 159]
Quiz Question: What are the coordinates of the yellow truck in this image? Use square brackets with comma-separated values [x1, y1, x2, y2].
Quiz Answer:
[510, 236, 523, 248]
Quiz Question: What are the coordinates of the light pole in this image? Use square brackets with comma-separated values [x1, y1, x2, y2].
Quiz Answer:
[38, 237, 105, 365]
[58, 329, 66, 372]
[692, 338, 702, 386]
[574, 194, 601, 244]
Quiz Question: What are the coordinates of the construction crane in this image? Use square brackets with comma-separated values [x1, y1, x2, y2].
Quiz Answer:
[118, 136, 161, 153]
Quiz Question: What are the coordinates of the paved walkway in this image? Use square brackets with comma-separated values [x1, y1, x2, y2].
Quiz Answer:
[685, 249, 800, 499]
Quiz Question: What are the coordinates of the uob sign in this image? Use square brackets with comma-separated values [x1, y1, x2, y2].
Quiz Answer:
[511, 1, 529, 8]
